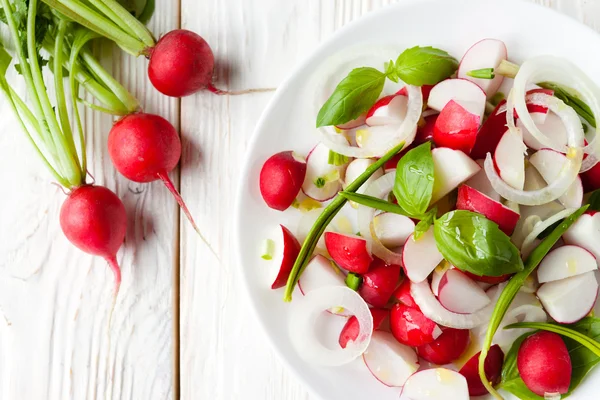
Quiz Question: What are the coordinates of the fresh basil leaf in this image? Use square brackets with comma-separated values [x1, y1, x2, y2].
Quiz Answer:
[394, 46, 458, 86]
[500, 318, 600, 399]
[538, 81, 596, 128]
[434, 210, 523, 276]
[588, 189, 600, 212]
[414, 208, 436, 240]
[393, 142, 434, 216]
[316, 67, 386, 127]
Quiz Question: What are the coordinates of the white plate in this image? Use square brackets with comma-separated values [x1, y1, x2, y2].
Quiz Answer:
[234, 0, 600, 399]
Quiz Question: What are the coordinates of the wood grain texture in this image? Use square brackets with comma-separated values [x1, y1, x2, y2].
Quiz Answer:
[178, 1, 598, 400]
[0, 1, 179, 399]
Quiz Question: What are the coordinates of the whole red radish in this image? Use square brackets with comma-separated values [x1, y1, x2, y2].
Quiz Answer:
[60, 185, 127, 293]
[359, 259, 401, 307]
[416, 327, 470, 365]
[390, 303, 440, 347]
[339, 308, 388, 349]
[108, 113, 202, 236]
[148, 30, 215, 97]
[517, 331, 572, 396]
[259, 151, 307, 211]
[458, 345, 504, 396]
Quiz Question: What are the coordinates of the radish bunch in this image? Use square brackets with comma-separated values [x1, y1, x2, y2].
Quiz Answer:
[257, 38, 600, 398]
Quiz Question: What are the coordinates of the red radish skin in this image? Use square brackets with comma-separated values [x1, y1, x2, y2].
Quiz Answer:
[456, 185, 520, 235]
[271, 225, 301, 289]
[108, 113, 204, 237]
[391, 279, 419, 309]
[390, 303, 440, 347]
[517, 331, 572, 396]
[358, 259, 401, 308]
[259, 151, 307, 211]
[366, 95, 396, 120]
[433, 100, 480, 154]
[459, 345, 504, 396]
[582, 162, 600, 192]
[470, 100, 508, 160]
[463, 271, 511, 284]
[416, 114, 437, 146]
[60, 185, 127, 293]
[339, 308, 388, 349]
[416, 327, 470, 365]
[324, 232, 373, 274]
[148, 30, 215, 97]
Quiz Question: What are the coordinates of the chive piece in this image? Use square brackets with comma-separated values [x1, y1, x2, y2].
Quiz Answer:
[314, 177, 326, 188]
[345, 273, 363, 291]
[495, 60, 520, 79]
[283, 141, 406, 302]
[328, 150, 349, 166]
[261, 239, 275, 260]
[467, 68, 495, 80]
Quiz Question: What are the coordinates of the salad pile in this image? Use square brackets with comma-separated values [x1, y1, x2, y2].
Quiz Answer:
[258, 38, 600, 399]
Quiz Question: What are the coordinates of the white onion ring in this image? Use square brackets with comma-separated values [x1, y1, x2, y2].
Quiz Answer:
[410, 281, 506, 329]
[318, 85, 423, 158]
[520, 208, 577, 256]
[510, 56, 600, 169]
[358, 172, 403, 265]
[289, 286, 373, 366]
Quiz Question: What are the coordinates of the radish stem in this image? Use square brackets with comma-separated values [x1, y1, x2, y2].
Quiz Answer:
[95, 0, 155, 47]
[496, 59, 520, 79]
[206, 84, 276, 96]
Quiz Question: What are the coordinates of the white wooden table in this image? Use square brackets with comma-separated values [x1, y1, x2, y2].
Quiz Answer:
[0, 0, 598, 399]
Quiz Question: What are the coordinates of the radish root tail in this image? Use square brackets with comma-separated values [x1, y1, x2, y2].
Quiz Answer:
[158, 172, 220, 260]
[105, 255, 121, 332]
[207, 84, 275, 96]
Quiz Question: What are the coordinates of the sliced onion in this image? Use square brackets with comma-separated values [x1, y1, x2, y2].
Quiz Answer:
[289, 286, 373, 366]
[520, 208, 577, 256]
[318, 85, 423, 158]
[484, 150, 581, 206]
[410, 281, 506, 329]
[357, 172, 404, 264]
[510, 56, 600, 168]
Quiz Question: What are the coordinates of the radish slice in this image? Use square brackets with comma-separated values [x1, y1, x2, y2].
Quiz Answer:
[494, 129, 526, 190]
[563, 211, 600, 262]
[464, 160, 501, 202]
[537, 245, 598, 283]
[336, 113, 366, 130]
[343, 158, 383, 195]
[427, 78, 487, 120]
[509, 56, 599, 168]
[358, 172, 407, 265]
[410, 280, 505, 329]
[302, 143, 343, 201]
[366, 94, 408, 126]
[431, 147, 481, 203]
[318, 85, 423, 158]
[400, 368, 469, 400]
[537, 270, 599, 324]
[373, 213, 415, 248]
[456, 185, 520, 236]
[271, 225, 302, 289]
[431, 261, 452, 296]
[457, 39, 507, 98]
[402, 229, 444, 283]
[298, 255, 346, 295]
[325, 232, 373, 274]
[363, 331, 419, 387]
[529, 149, 583, 209]
[521, 208, 578, 257]
[437, 270, 491, 314]
[289, 286, 373, 366]
[519, 111, 567, 151]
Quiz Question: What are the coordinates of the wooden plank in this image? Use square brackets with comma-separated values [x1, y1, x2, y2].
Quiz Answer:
[179, 0, 596, 399]
[0, 1, 179, 399]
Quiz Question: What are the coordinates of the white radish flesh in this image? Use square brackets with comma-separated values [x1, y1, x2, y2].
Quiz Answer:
[464, 159, 501, 202]
[563, 212, 600, 263]
[427, 78, 487, 120]
[363, 331, 419, 387]
[372, 213, 415, 249]
[431, 147, 481, 203]
[343, 158, 383, 195]
[400, 368, 469, 400]
[366, 95, 409, 126]
[494, 129, 526, 190]
[298, 255, 346, 294]
[302, 143, 343, 201]
[437, 269, 492, 314]
[537, 245, 597, 283]
[519, 111, 568, 151]
[529, 149, 583, 208]
[537, 270, 599, 324]
[402, 229, 444, 283]
[457, 39, 508, 98]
